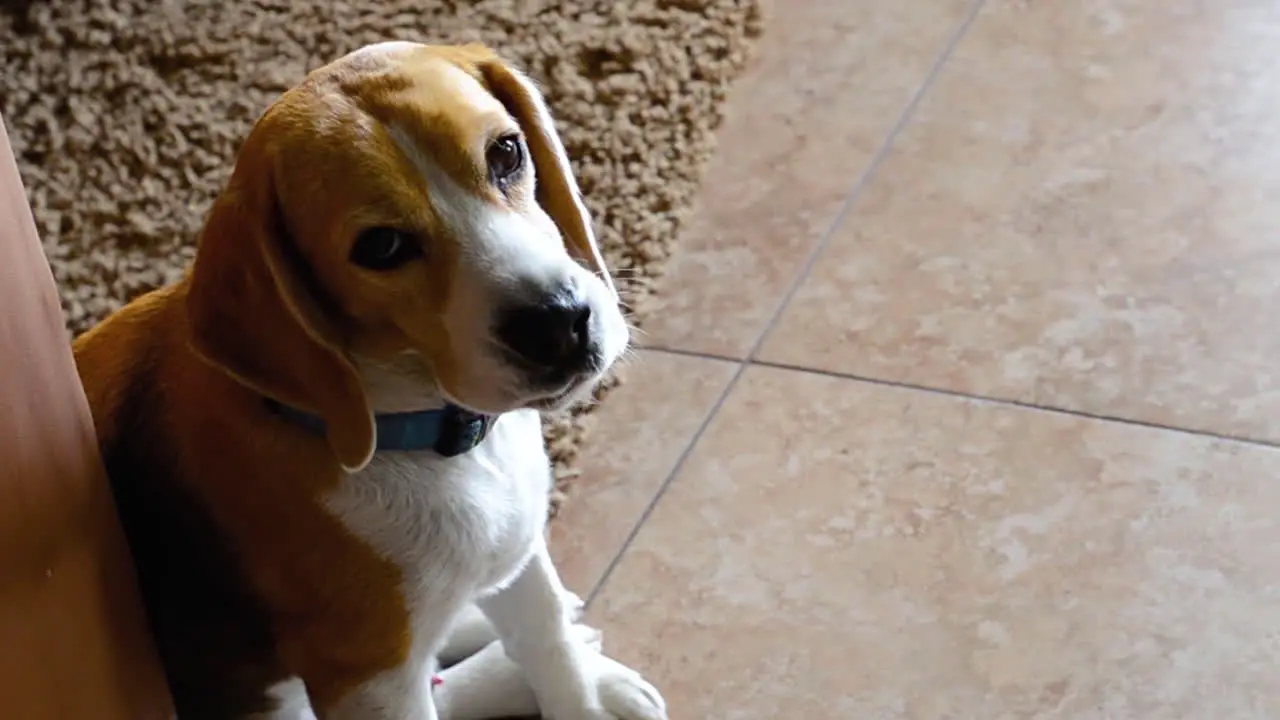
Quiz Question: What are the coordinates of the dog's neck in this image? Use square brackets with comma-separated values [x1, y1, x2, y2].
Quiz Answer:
[276, 353, 494, 459]
[353, 353, 449, 415]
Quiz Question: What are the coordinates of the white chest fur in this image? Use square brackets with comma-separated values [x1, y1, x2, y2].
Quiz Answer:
[322, 409, 551, 653]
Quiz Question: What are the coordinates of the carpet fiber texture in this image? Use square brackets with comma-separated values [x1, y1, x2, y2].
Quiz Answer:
[1, 0, 761, 514]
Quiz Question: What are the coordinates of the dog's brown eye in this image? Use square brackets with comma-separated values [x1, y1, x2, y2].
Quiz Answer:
[486, 134, 524, 186]
[350, 227, 422, 271]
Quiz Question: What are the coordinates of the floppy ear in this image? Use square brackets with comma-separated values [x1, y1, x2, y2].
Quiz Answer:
[185, 141, 376, 472]
[478, 57, 618, 298]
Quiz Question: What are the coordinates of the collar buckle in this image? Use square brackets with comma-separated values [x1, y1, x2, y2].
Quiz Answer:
[433, 405, 492, 458]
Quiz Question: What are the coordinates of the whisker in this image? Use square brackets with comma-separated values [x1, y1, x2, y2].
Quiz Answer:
[615, 351, 641, 371]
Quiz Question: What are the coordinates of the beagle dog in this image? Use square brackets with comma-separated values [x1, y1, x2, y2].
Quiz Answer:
[72, 41, 667, 720]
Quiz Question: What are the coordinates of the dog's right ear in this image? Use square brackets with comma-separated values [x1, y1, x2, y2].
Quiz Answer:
[185, 136, 376, 473]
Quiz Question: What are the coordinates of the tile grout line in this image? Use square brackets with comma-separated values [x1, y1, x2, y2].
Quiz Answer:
[742, 0, 987, 364]
[584, 364, 743, 607]
[642, 344, 1280, 452]
[584, 0, 989, 608]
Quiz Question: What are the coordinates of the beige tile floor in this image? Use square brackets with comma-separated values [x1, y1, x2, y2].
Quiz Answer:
[549, 0, 1280, 717]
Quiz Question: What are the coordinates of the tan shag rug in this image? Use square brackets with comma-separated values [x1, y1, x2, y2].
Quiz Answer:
[0, 0, 761, 514]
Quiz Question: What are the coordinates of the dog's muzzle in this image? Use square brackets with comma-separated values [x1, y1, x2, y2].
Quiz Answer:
[494, 289, 599, 390]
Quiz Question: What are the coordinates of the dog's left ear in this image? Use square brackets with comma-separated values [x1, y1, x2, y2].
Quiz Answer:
[476, 55, 618, 298]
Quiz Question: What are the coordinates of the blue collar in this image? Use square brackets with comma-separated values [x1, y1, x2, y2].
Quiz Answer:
[266, 399, 494, 458]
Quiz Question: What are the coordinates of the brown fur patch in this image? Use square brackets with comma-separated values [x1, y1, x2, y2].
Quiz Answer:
[75, 287, 412, 714]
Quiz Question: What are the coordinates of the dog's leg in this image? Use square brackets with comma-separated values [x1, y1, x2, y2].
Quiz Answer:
[435, 624, 602, 720]
[440, 590, 588, 667]
[439, 604, 500, 667]
[319, 659, 438, 720]
[477, 541, 667, 720]
[304, 611, 461, 720]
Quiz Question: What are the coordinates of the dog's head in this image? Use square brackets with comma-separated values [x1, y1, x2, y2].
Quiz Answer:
[185, 42, 629, 471]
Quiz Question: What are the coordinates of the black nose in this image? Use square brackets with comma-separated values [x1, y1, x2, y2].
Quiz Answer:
[497, 297, 593, 372]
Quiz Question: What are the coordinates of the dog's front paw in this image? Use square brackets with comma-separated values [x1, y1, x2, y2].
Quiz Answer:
[591, 653, 667, 720]
[542, 649, 667, 720]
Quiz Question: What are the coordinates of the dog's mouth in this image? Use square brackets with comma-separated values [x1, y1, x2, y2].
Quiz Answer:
[437, 364, 596, 416]
[524, 379, 586, 407]
[497, 343, 605, 413]
[525, 375, 592, 412]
